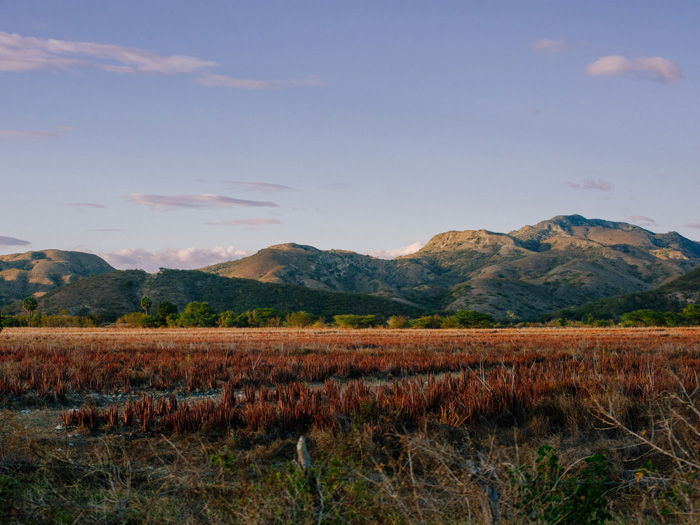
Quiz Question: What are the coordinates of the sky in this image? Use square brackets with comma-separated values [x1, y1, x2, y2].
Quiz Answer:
[1, 1, 699, 271]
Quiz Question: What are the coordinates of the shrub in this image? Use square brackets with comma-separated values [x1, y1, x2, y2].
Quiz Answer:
[285, 311, 316, 328]
[443, 310, 495, 328]
[246, 308, 282, 327]
[333, 315, 381, 329]
[410, 315, 443, 329]
[511, 445, 612, 524]
[386, 315, 409, 329]
[116, 312, 161, 328]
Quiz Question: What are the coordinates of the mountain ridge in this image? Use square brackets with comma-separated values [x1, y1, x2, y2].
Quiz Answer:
[201, 215, 700, 318]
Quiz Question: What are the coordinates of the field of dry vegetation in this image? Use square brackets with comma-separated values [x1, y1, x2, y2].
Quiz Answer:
[2, 327, 700, 524]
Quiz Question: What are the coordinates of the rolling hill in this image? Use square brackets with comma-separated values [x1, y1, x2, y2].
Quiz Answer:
[202, 215, 700, 319]
[0, 250, 114, 306]
[37, 269, 424, 321]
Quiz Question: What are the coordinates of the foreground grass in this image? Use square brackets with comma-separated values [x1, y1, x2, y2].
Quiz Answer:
[1, 328, 699, 523]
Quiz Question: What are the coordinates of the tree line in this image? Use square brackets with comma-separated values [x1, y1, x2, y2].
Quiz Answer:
[2, 295, 700, 329]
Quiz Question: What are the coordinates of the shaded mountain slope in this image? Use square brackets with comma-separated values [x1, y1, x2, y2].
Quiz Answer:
[37, 269, 424, 321]
[553, 265, 700, 320]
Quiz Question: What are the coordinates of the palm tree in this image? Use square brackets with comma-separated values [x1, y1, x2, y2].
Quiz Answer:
[23, 296, 38, 327]
[141, 296, 152, 316]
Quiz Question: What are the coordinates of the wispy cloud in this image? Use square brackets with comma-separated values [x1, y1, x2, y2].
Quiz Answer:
[66, 202, 106, 209]
[90, 228, 121, 232]
[102, 246, 249, 273]
[0, 235, 31, 247]
[566, 178, 613, 191]
[686, 223, 700, 230]
[0, 31, 214, 74]
[367, 241, 425, 260]
[206, 218, 282, 227]
[222, 181, 294, 192]
[126, 193, 277, 210]
[586, 55, 681, 83]
[197, 74, 321, 89]
[628, 215, 657, 227]
[0, 31, 320, 90]
[0, 125, 73, 138]
[532, 39, 567, 53]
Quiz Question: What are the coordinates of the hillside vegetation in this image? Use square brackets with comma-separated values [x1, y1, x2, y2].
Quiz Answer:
[37, 269, 423, 321]
[555, 264, 700, 321]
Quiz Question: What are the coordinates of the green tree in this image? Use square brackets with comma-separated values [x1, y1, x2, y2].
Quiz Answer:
[22, 296, 38, 327]
[246, 308, 282, 327]
[443, 310, 495, 328]
[621, 309, 673, 327]
[177, 302, 218, 327]
[156, 301, 178, 320]
[681, 304, 700, 325]
[140, 296, 152, 316]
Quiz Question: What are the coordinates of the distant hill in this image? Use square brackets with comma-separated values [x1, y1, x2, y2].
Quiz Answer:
[554, 265, 700, 321]
[0, 250, 114, 306]
[37, 269, 424, 321]
[202, 215, 700, 319]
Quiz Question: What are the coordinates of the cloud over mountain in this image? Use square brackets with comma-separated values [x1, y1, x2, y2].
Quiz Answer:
[102, 246, 250, 273]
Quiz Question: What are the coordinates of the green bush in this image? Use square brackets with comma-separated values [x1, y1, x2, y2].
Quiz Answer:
[333, 314, 381, 329]
[386, 315, 409, 329]
[442, 310, 495, 328]
[410, 315, 443, 329]
[285, 311, 316, 328]
[246, 308, 282, 327]
[116, 312, 162, 328]
[511, 445, 612, 524]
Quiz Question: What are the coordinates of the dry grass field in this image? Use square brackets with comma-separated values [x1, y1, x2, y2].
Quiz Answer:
[2, 327, 700, 524]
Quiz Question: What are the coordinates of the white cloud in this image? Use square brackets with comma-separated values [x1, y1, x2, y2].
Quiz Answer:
[586, 55, 681, 83]
[367, 241, 425, 260]
[0, 31, 215, 74]
[0, 31, 319, 90]
[532, 39, 567, 53]
[102, 246, 250, 273]
[0, 235, 31, 247]
[566, 178, 613, 191]
[197, 74, 321, 89]
[628, 215, 657, 227]
[126, 193, 277, 209]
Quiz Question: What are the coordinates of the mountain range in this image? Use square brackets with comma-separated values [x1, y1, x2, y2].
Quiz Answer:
[202, 215, 700, 318]
[2, 215, 699, 320]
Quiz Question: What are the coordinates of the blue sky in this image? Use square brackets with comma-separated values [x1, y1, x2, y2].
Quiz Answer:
[2, 1, 699, 270]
